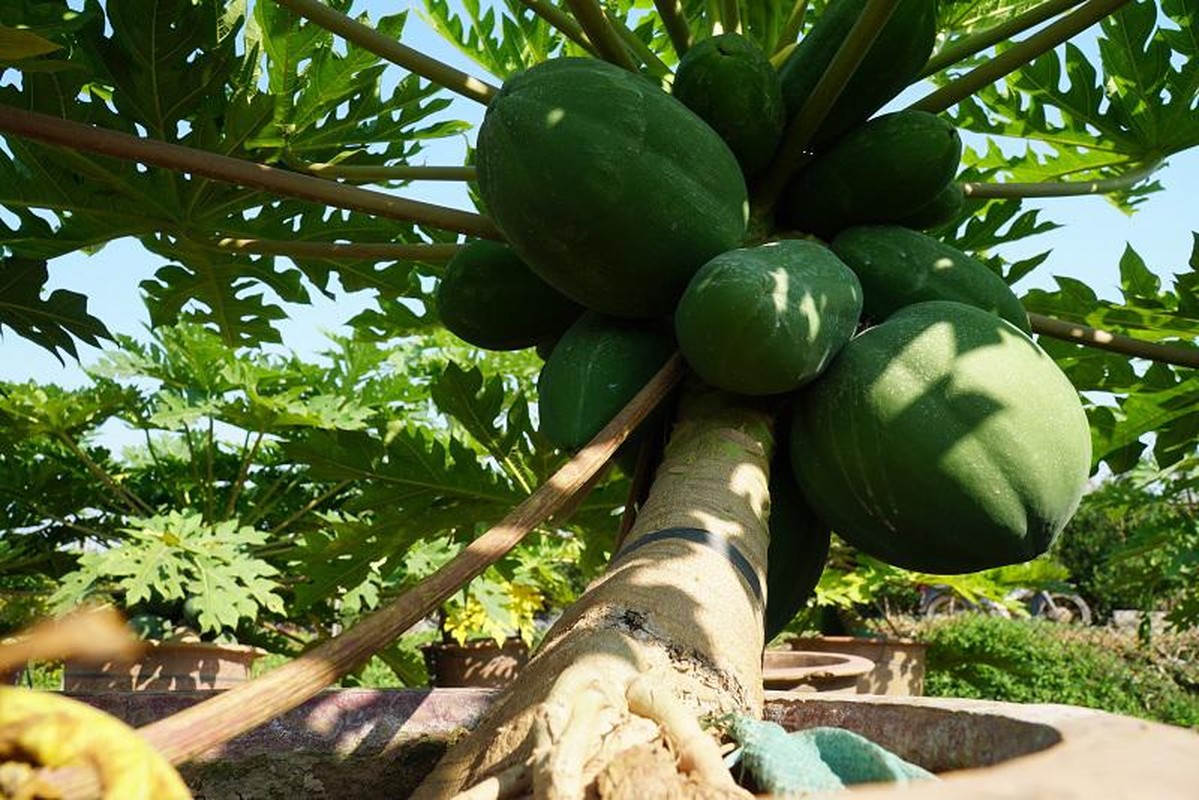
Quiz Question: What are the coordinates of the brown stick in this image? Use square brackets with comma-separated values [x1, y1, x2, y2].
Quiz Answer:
[0, 105, 501, 240]
[273, 0, 498, 105]
[214, 238, 461, 262]
[1029, 313, 1199, 368]
[35, 354, 687, 799]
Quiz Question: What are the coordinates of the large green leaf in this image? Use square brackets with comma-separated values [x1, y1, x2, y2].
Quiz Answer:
[947, 0, 1199, 211]
[0, 257, 110, 360]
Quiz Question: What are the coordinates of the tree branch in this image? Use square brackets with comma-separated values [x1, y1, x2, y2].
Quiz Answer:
[564, 0, 640, 70]
[920, 0, 1085, 77]
[653, 0, 692, 57]
[962, 160, 1162, 199]
[0, 105, 502, 239]
[213, 238, 461, 262]
[907, 0, 1132, 114]
[1030, 312, 1199, 369]
[752, 0, 901, 216]
[273, 0, 498, 105]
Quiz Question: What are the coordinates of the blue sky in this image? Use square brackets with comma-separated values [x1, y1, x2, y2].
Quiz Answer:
[2, 1, 1197, 390]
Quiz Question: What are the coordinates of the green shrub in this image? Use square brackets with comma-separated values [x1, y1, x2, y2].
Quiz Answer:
[922, 616, 1199, 728]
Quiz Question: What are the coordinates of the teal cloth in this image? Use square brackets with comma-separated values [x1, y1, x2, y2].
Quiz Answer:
[724, 716, 936, 796]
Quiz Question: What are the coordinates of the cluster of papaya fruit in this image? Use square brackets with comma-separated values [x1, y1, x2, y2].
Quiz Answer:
[437, 0, 1092, 638]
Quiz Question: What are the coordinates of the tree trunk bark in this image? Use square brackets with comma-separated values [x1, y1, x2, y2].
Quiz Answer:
[414, 387, 776, 800]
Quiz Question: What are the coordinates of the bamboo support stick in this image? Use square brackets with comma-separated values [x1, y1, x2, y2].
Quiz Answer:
[517, 0, 598, 54]
[753, 0, 901, 214]
[0, 105, 501, 239]
[214, 238, 461, 261]
[1030, 313, 1199, 368]
[907, 0, 1132, 114]
[36, 354, 687, 799]
[300, 162, 478, 182]
[273, 0, 498, 104]
[920, 0, 1085, 77]
[962, 160, 1161, 199]
[653, 0, 692, 57]
[564, 0, 640, 70]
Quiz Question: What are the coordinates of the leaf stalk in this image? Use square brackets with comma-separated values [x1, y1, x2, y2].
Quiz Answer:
[516, 0, 599, 55]
[1030, 313, 1199, 369]
[962, 160, 1162, 199]
[214, 239, 461, 262]
[298, 162, 478, 183]
[273, 0, 498, 105]
[0, 106, 502, 239]
[920, 0, 1085, 77]
[753, 0, 902, 216]
[653, 0, 692, 57]
[563, 0, 640, 71]
[907, 0, 1133, 114]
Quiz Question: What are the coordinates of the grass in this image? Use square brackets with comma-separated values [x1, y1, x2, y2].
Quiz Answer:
[917, 615, 1199, 728]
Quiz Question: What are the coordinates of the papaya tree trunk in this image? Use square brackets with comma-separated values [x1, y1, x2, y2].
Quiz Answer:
[414, 387, 775, 799]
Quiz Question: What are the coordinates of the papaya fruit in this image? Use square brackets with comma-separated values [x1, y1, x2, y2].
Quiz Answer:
[765, 441, 831, 642]
[437, 240, 584, 350]
[674, 240, 862, 395]
[476, 58, 748, 318]
[779, 111, 961, 239]
[538, 312, 676, 450]
[777, 0, 936, 149]
[671, 33, 785, 178]
[898, 182, 965, 230]
[790, 301, 1091, 573]
[831, 225, 1030, 332]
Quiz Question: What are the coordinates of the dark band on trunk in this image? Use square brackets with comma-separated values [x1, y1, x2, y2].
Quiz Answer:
[612, 527, 763, 605]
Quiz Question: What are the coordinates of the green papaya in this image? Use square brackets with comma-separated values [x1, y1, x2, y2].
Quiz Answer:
[831, 225, 1029, 332]
[671, 33, 785, 178]
[437, 240, 584, 350]
[779, 111, 961, 239]
[538, 312, 676, 450]
[898, 182, 965, 230]
[674, 240, 862, 395]
[777, 0, 936, 149]
[790, 301, 1091, 574]
[765, 446, 831, 642]
[476, 58, 748, 318]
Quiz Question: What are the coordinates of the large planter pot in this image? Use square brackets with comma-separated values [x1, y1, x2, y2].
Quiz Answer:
[63, 640, 264, 693]
[787, 635, 927, 695]
[421, 638, 528, 688]
[69, 689, 1199, 799]
[762, 649, 875, 693]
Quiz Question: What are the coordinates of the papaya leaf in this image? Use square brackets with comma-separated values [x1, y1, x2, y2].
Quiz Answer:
[948, 0, 1199, 212]
[431, 361, 539, 489]
[0, 257, 111, 361]
[420, 0, 566, 78]
[0, 24, 61, 60]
